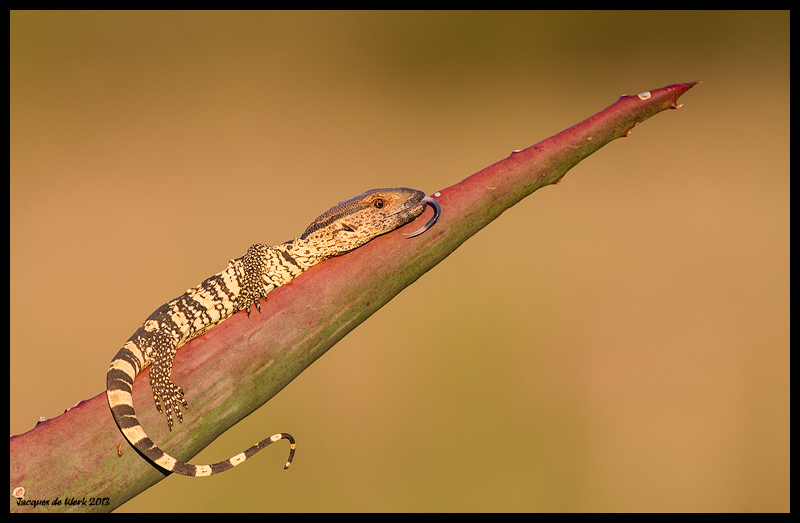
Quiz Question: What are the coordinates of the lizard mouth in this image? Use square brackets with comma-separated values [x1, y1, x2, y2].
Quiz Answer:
[403, 196, 441, 238]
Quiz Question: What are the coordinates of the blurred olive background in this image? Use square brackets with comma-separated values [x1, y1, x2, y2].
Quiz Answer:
[10, 11, 788, 512]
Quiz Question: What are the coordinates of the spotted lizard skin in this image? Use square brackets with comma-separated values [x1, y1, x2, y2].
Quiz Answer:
[107, 188, 434, 476]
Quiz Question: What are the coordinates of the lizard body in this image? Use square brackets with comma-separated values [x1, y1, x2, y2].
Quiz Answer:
[107, 188, 440, 477]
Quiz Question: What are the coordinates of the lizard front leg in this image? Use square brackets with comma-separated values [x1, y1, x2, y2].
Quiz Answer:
[233, 244, 282, 315]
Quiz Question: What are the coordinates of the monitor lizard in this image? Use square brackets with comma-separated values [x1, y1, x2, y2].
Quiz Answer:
[106, 187, 440, 476]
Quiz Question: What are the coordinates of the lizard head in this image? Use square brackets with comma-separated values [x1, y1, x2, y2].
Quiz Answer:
[299, 187, 436, 255]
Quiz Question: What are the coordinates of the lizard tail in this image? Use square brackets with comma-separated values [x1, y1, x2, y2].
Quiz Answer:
[106, 343, 295, 476]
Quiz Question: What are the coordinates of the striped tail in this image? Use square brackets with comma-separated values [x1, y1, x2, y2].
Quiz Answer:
[106, 343, 295, 477]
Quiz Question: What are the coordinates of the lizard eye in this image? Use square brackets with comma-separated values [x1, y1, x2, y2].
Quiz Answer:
[373, 199, 384, 209]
